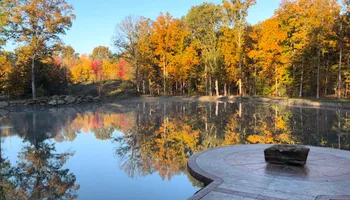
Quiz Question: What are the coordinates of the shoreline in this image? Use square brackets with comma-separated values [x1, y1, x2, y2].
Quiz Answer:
[112, 96, 350, 110]
[1, 95, 350, 110]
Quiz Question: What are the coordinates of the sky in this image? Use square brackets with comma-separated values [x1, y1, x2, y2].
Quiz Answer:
[5, 0, 281, 55]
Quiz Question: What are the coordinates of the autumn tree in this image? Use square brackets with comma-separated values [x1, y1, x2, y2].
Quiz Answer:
[276, 0, 309, 97]
[250, 17, 289, 96]
[223, 0, 256, 97]
[91, 60, 103, 81]
[9, 0, 75, 99]
[150, 12, 184, 95]
[0, 0, 12, 49]
[307, 0, 339, 98]
[71, 54, 92, 83]
[179, 42, 200, 95]
[337, 0, 350, 98]
[113, 15, 143, 92]
[0, 52, 14, 94]
[138, 18, 156, 94]
[61, 45, 79, 65]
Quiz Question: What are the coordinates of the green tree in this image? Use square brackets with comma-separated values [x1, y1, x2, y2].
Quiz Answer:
[223, 0, 256, 97]
[91, 46, 112, 60]
[61, 45, 79, 61]
[186, 3, 223, 96]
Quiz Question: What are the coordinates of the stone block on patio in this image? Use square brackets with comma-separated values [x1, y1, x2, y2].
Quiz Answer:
[264, 145, 310, 166]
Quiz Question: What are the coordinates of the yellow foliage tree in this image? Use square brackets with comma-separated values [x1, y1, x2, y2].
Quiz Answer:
[71, 54, 93, 83]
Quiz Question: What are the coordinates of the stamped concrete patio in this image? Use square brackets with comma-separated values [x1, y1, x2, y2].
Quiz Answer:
[187, 144, 350, 200]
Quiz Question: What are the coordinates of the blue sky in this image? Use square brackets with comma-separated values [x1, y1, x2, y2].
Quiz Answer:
[6, 0, 281, 54]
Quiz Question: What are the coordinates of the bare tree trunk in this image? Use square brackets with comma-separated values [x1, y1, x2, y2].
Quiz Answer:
[209, 76, 212, 96]
[205, 64, 208, 95]
[134, 59, 140, 92]
[338, 20, 343, 99]
[142, 79, 145, 94]
[215, 79, 219, 96]
[325, 54, 329, 97]
[317, 49, 321, 99]
[182, 81, 185, 94]
[299, 63, 304, 98]
[224, 83, 227, 96]
[31, 54, 36, 99]
[228, 85, 231, 96]
[188, 80, 191, 96]
[149, 79, 152, 95]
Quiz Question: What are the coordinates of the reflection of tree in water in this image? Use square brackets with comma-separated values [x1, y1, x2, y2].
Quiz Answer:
[114, 102, 350, 185]
[0, 139, 15, 200]
[115, 132, 150, 178]
[0, 110, 80, 200]
[1, 142, 79, 200]
[115, 103, 201, 181]
[0, 102, 349, 189]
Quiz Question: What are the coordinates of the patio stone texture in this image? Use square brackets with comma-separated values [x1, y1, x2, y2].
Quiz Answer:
[187, 144, 350, 200]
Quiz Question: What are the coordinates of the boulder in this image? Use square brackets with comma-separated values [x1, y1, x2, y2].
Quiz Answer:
[76, 96, 84, 104]
[37, 98, 48, 103]
[48, 99, 58, 106]
[57, 100, 65, 105]
[64, 95, 76, 104]
[93, 96, 102, 102]
[51, 95, 59, 100]
[85, 95, 93, 102]
[0, 101, 9, 108]
[24, 99, 37, 106]
[264, 145, 310, 166]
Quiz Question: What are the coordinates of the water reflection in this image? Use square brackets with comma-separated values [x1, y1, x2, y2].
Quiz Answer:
[1, 142, 79, 200]
[0, 102, 349, 199]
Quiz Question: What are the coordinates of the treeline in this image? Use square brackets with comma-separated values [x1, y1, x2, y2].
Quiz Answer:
[114, 0, 350, 98]
[0, 0, 349, 99]
[0, 44, 132, 97]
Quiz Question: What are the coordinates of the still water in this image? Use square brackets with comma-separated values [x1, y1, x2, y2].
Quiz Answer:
[1, 101, 349, 200]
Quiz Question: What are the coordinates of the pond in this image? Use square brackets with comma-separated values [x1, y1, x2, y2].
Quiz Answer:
[1, 101, 349, 200]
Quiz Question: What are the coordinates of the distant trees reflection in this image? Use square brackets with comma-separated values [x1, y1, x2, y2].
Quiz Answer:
[0, 102, 349, 194]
